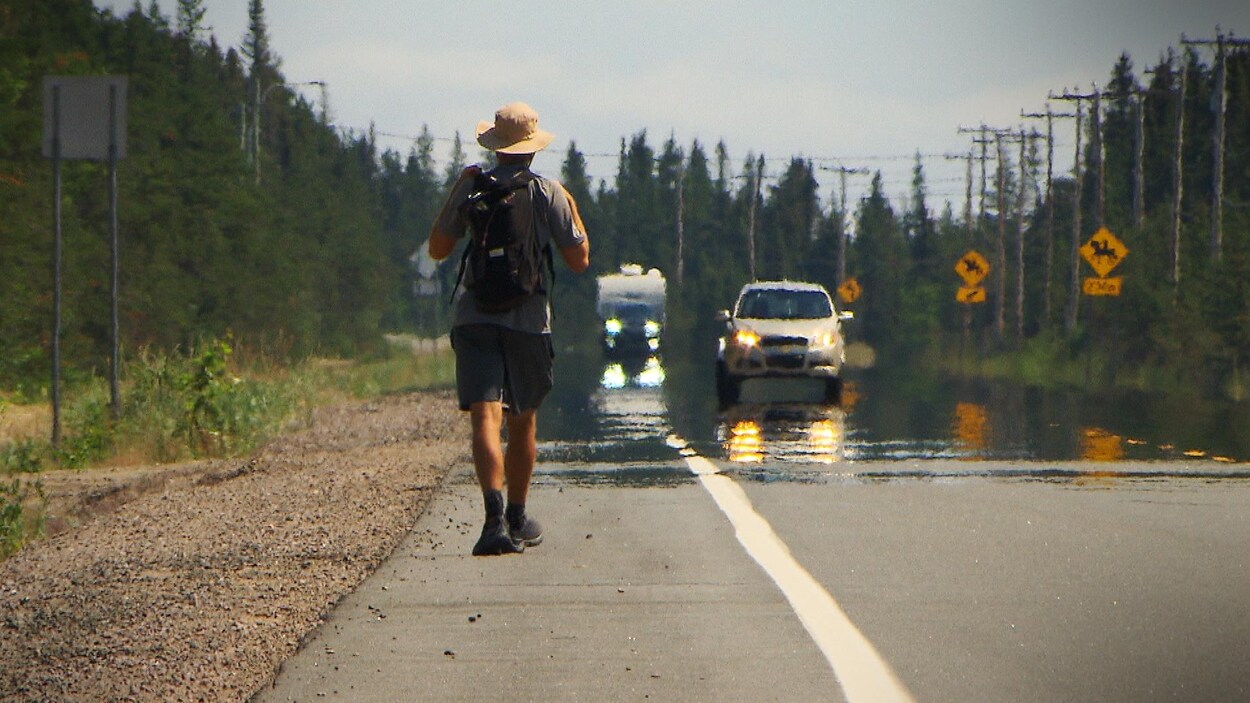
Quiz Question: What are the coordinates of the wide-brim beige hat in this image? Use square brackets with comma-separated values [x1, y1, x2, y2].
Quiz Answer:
[476, 102, 555, 154]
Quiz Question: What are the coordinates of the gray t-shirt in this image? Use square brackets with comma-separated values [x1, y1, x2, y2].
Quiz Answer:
[435, 165, 586, 334]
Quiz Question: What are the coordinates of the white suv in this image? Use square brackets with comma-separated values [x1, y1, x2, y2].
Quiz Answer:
[715, 281, 853, 406]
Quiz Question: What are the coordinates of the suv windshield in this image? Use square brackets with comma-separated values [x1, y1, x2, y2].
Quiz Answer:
[737, 289, 832, 320]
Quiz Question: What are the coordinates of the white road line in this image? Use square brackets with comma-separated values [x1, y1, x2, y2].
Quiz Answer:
[676, 442, 916, 703]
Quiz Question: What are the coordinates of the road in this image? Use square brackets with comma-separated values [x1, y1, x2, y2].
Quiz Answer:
[256, 449, 1250, 702]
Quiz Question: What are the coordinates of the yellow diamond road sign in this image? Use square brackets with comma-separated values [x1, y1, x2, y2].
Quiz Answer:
[957, 286, 987, 304]
[955, 250, 990, 287]
[1080, 227, 1128, 278]
[837, 277, 861, 304]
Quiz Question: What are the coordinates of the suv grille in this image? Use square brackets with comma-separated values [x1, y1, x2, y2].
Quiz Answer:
[768, 355, 807, 369]
[760, 335, 807, 347]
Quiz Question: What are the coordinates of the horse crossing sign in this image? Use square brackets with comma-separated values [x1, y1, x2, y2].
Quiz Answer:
[1079, 226, 1128, 296]
[1080, 227, 1128, 278]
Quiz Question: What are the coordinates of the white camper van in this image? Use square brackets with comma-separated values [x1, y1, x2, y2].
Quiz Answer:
[595, 264, 666, 358]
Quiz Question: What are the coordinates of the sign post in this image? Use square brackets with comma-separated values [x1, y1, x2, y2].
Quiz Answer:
[954, 250, 990, 361]
[1078, 226, 1128, 384]
[42, 76, 128, 443]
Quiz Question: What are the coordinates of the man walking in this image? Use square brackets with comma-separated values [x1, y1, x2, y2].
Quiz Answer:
[428, 102, 590, 555]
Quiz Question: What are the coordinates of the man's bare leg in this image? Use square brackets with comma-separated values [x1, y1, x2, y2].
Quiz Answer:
[468, 401, 522, 555]
[503, 409, 543, 546]
[470, 401, 505, 492]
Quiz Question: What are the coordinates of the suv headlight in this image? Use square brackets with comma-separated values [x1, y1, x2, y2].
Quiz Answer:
[644, 320, 661, 338]
[814, 332, 836, 347]
[733, 329, 760, 348]
[604, 318, 622, 336]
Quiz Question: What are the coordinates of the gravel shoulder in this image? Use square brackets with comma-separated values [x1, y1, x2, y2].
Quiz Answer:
[0, 390, 467, 703]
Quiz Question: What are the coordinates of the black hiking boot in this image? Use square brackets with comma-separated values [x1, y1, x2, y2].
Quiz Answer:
[506, 505, 544, 547]
[472, 516, 524, 556]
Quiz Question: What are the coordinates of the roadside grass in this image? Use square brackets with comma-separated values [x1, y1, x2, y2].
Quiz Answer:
[0, 335, 454, 557]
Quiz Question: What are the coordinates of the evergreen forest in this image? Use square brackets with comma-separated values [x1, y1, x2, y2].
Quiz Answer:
[4, 1, 1250, 398]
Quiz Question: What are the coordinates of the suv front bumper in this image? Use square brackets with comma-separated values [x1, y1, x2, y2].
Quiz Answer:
[721, 344, 843, 378]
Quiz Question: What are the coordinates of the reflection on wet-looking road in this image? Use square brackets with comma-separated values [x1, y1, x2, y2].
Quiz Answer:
[538, 350, 1250, 483]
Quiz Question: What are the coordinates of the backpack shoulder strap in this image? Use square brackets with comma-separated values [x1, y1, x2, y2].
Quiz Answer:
[525, 173, 558, 314]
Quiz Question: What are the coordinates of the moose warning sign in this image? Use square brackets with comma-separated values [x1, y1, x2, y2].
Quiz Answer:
[1080, 227, 1128, 278]
[954, 250, 989, 304]
[955, 250, 990, 287]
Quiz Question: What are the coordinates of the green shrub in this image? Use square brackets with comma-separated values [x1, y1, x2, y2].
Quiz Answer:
[55, 385, 115, 468]
[0, 478, 44, 558]
[0, 439, 44, 473]
[119, 337, 311, 460]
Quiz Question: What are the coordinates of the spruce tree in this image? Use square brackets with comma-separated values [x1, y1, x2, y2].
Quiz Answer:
[176, 0, 208, 41]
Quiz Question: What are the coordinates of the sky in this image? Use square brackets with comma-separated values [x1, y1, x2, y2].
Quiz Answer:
[97, 0, 1250, 213]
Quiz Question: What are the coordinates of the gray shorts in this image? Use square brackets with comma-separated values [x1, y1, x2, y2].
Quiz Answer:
[451, 324, 554, 413]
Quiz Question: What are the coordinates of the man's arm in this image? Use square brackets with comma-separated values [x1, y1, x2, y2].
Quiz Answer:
[557, 182, 591, 273]
[428, 229, 458, 261]
[560, 240, 590, 273]
[428, 165, 481, 261]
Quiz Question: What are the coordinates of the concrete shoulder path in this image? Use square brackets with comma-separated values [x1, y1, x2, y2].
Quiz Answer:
[255, 468, 843, 702]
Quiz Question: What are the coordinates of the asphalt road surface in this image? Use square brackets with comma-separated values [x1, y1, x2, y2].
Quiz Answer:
[256, 451, 1250, 702]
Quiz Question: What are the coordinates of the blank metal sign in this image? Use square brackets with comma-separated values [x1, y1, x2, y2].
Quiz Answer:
[42, 76, 128, 161]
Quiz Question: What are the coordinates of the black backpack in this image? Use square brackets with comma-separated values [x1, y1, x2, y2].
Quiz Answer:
[452, 169, 553, 313]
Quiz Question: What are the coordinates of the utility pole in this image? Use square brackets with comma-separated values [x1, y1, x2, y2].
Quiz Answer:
[1144, 57, 1190, 303]
[958, 125, 997, 253]
[944, 151, 976, 244]
[958, 125, 994, 221]
[959, 126, 1025, 342]
[1050, 91, 1085, 332]
[1133, 90, 1146, 231]
[240, 102, 249, 155]
[1181, 32, 1250, 262]
[675, 157, 685, 287]
[993, 131, 1010, 341]
[819, 164, 869, 285]
[254, 79, 325, 185]
[1093, 89, 1105, 228]
[1170, 56, 1188, 298]
[945, 147, 978, 355]
[977, 130, 989, 221]
[987, 127, 1028, 342]
[1051, 87, 1110, 332]
[1014, 128, 1034, 341]
[1023, 105, 1076, 328]
[746, 155, 763, 281]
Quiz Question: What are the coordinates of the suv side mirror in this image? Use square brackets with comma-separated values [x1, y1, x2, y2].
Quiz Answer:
[838, 311, 855, 322]
[715, 309, 731, 322]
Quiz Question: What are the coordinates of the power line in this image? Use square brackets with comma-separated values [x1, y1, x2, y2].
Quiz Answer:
[368, 128, 981, 211]
[372, 130, 958, 168]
